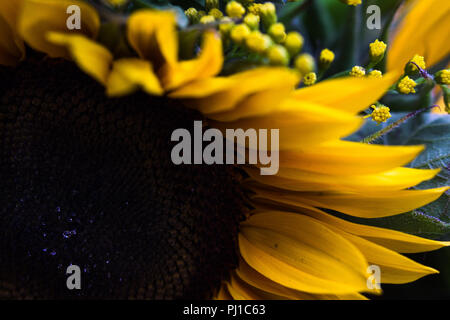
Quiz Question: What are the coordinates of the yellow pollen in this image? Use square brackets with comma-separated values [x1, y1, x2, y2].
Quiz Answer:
[350, 66, 366, 77]
[409, 54, 426, 72]
[397, 76, 417, 94]
[364, 105, 391, 124]
[436, 69, 450, 85]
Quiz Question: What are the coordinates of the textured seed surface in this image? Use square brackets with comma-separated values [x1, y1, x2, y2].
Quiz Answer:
[0, 58, 245, 299]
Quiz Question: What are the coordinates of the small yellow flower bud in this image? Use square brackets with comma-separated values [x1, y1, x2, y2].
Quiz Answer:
[246, 31, 272, 53]
[219, 17, 235, 36]
[349, 66, 366, 78]
[230, 24, 251, 44]
[435, 69, 450, 85]
[185, 7, 200, 24]
[244, 13, 260, 30]
[248, 3, 263, 15]
[303, 72, 317, 86]
[206, 0, 219, 11]
[260, 2, 277, 29]
[267, 45, 290, 66]
[268, 23, 286, 44]
[405, 54, 426, 74]
[397, 76, 417, 94]
[319, 48, 335, 70]
[200, 15, 216, 24]
[339, 0, 362, 6]
[226, 1, 246, 19]
[364, 105, 391, 124]
[368, 70, 383, 79]
[369, 39, 387, 62]
[209, 8, 223, 20]
[284, 31, 304, 56]
[294, 53, 316, 74]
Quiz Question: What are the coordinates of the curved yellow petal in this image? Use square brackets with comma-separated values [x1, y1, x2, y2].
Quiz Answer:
[214, 284, 233, 300]
[236, 258, 368, 300]
[335, 231, 439, 284]
[246, 167, 440, 192]
[227, 272, 286, 300]
[0, 0, 25, 66]
[273, 203, 450, 253]
[168, 77, 238, 98]
[18, 0, 99, 58]
[47, 32, 112, 85]
[211, 102, 363, 150]
[387, 0, 450, 71]
[239, 211, 369, 294]
[252, 186, 449, 218]
[290, 73, 399, 114]
[106, 58, 163, 97]
[127, 10, 177, 69]
[161, 31, 223, 91]
[177, 67, 300, 115]
[276, 141, 425, 175]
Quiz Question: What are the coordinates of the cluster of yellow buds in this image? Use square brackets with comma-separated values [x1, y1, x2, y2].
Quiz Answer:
[184, 1, 332, 85]
[364, 105, 391, 124]
[405, 54, 426, 74]
[368, 70, 383, 79]
[435, 69, 450, 85]
[350, 66, 366, 78]
[397, 76, 417, 94]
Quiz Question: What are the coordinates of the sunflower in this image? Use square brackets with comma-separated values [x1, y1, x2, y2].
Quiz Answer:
[0, 0, 448, 300]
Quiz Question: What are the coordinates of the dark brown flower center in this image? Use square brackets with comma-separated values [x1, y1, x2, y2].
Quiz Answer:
[0, 58, 245, 299]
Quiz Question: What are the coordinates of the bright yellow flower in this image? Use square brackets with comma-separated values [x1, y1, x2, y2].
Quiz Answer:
[284, 31, 304, 57]
[294, 53, 316, 75]
[226, 1, 246, 19]
[368, 70, 383, 79]
[0, 0, 448, 301]
[303, 72, 317, 86]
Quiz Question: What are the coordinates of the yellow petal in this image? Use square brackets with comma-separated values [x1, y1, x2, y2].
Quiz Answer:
[236, 258, 367, 300]
[207, 73, 299, 122]
[127, 10, 177, 69]
[246, 166, 440, 192]
[252, 186, 449, 218]
[47, 32, 112, 85]
[106, 58, 163, 97]
[227, 272, 286, 300]
[333, 230, 439, 284]
[273, 203, 450, 253]
[211, 102, 363, 150]
[276, 141, 425, 175]
[168, 77, 238, 98]
[290, 73, 399, 114]
[239, 211, 369, 294]
[0, 0, 25, 66]
[176, 67, 300, 115]
[387, 0, 450, 71]
[214, 284, 233, 300]
[18, 0, 99, 58]
[161, 31, 223, 91]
